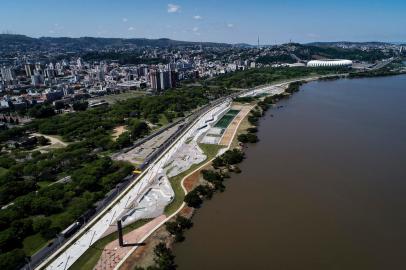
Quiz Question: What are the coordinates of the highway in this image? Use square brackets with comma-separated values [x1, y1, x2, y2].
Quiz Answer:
[31, 74, 342, 270]
[32, 90, 241, 270]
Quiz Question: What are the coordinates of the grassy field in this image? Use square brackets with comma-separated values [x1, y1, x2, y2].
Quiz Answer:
[90, 90, 147, 104]
[23, 233, 49, 256]
[0, 167, 7, 178]
[164, 143, 224, 215]
[70, 219, 152, 270]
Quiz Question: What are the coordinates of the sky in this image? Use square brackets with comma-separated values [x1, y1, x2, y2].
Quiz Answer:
[1, 0, 405, 44]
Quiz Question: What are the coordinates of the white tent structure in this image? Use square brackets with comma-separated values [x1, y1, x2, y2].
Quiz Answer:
[307, 59, 353, 67]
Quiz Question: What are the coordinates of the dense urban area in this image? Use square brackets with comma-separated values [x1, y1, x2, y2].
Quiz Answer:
[0, 34, 405, 270]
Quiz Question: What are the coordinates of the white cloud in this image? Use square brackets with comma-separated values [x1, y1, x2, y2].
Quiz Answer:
[227, 23, 234, 28]
[167, 4, 180, 13]
[122, 18, 128, 22]
[128, 26, 135, 31]
[192, 27, 199, 32]
[193, 15, 202, 20]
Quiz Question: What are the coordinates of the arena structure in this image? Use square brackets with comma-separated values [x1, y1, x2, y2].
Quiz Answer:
[307, 59, 353, 68]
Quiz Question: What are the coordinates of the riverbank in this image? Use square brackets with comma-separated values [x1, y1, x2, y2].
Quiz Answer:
[116, 79, 303, 269]
[173, 74, 406, 270]
[81, 71, 402, 269]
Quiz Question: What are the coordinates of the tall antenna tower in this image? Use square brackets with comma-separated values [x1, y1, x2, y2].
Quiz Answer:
[257, 35, 260, 49]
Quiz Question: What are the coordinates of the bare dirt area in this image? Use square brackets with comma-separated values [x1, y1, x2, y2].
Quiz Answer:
[183, 162, 211, 192]
[31, 133, 68, 152]
[112, 125, 128, 141]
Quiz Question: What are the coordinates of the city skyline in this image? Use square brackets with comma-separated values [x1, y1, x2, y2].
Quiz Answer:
[1, 0, 406, 44]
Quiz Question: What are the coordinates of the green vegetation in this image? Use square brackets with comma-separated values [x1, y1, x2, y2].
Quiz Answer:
[212, 149, 245, 169]
[134, 242, 177, 270]
[237, 133, 259, 144]
[349, 64, 406, 78]
[0, 85, 231, 269]
[72, 101, 89, 111]
[22, 233, 48, 256]
[184, 149, 245, 208]
[70, 218, 152, 270]
[94, 90, 146, 104]
[165, 216, 193, 242]
[300, 45, 389, 62]
[209, 66, 345, 89]
[164, 143, 224, 215]
[256, 54, 295, 64]
[0, 145, 134, 269]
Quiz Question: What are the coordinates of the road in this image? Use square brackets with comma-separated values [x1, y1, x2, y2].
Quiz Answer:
[32, 73, 343, 270]
[34, 94, 236, 270]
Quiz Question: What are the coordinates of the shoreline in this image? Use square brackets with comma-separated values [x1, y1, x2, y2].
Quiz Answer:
[119, 72, 406, 269]
[167, 73, 406, 270]
[116, 78, 307, 269]
[63, 72, 405, 270]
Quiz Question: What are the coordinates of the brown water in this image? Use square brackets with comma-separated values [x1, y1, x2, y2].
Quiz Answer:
[174, 75, 406, 270]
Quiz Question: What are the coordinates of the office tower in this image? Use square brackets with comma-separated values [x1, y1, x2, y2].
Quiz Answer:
[0, 67, 15, 82]
[160, 70, 170, 90]
[25, 64, 34, 77]
[149, 69, 161, 91]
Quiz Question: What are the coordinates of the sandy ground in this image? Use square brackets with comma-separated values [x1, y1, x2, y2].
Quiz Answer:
[112, 126, 128, 141]
[94, 215, 167, 270]
[219, 104, 255, 146]
[31, 133, 68, 152]
[183, 162, 212, 192]
[230, 110, 254, 149]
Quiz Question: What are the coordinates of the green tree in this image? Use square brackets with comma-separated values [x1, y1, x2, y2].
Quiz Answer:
[153, 243, 177, 270]
[0, 249, 26, 270]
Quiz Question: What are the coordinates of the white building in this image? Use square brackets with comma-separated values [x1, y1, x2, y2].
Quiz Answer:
[307, 59, 353, 68]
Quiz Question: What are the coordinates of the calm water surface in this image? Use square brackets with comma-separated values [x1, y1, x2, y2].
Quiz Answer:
[174, 75, 406, 270]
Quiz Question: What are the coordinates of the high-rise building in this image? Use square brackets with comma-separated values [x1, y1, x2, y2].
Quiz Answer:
[25, 64, 34, 77]
[77, 58, 83, 69]
[44, 68, 55, 79]
[31, 74, 42, 86]
[0, 67, 15, 82]
[149, 69, 161, 91]
[169, 69, 177, 88]
[160, 70, 170, 90]
[150, 68, 177, 91]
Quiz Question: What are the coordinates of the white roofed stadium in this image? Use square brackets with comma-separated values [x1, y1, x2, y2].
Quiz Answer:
[307, 59, 353, 68]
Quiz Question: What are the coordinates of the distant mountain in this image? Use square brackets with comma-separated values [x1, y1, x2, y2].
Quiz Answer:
[0, 34, 231, 51]
[306, 41, 394, 47]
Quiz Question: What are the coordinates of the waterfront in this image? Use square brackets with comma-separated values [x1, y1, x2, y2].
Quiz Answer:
[174, 75, 406, 269]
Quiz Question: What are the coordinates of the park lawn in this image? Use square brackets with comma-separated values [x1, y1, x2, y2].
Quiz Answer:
[37, 181, 53, 188]
[158, 114, 169, 126]
[0, 167, 8, 178]
[70, 218, 152, 270]
[98, 91, 147, 104]
[23, 233, 49, 256]
[164, 143, 224, 215]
